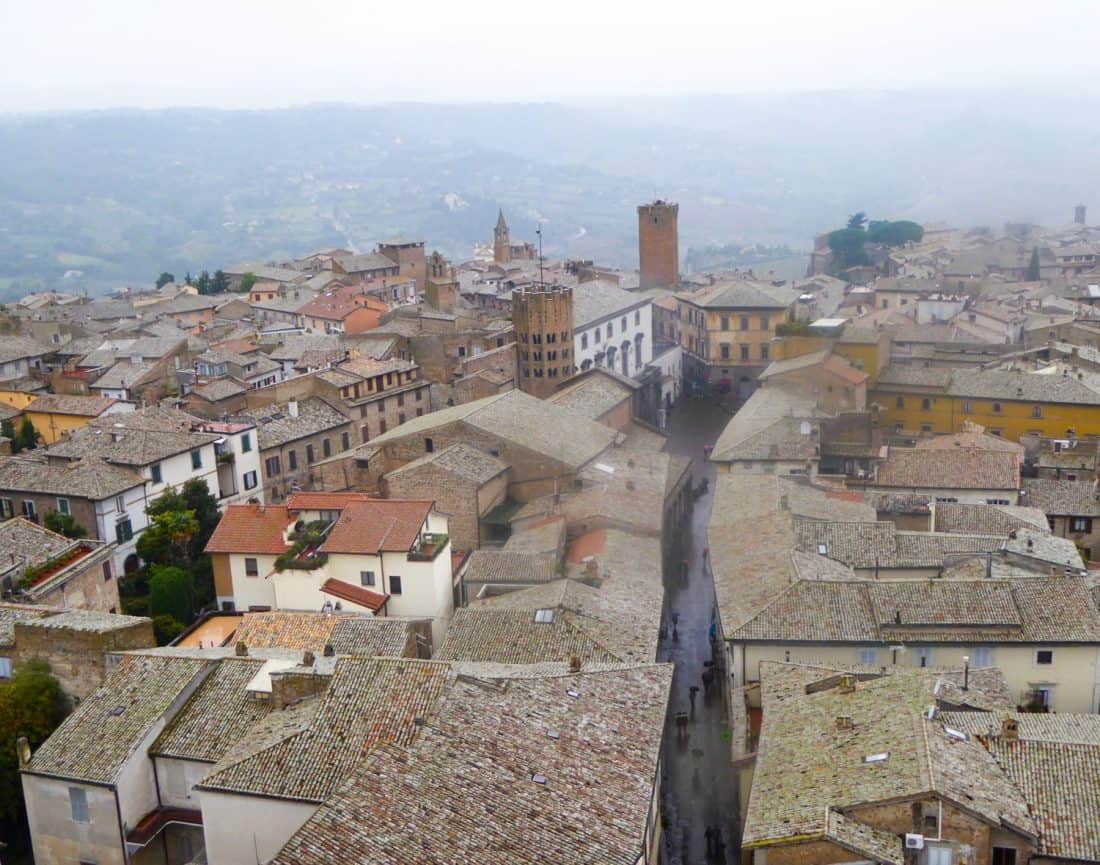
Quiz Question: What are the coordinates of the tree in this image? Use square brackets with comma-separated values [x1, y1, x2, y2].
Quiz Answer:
[846, 211, 868, 231]
[16, 419, 37, 452]
[867, 220, 924, 247]
[194, 270, 211, 294]
[827, 228, 871, 272]
[238, 272, 258, 294]
[211, 270, 229, 293]
[0, 660, 66, 834]
[1, 419, 16, 454]
[148, 565, 193, 625]
[152, 614, 187, 646]
[155, 272, 175, 289]
[44, 511, 87, 539]
[184, 272, 193, 286]
[1027, 247, 1041, 281]
[136, 509, 199, 569]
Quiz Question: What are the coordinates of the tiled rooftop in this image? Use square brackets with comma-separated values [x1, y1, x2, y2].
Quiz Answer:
[47, 406, 220, 467]
[268, 664, 673, 865]
[0, 453, 143, 499]
[1022, 477, 1100, 516]
[240, 397, 349, 449]
[872, 446, 1019, 490]
[26, 655, 208, 783]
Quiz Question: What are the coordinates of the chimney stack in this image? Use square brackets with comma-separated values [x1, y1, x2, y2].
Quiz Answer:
[838, 674, 857, 694]
[569, 654, 581, 673]
[836, 715, 854, 731]
[235, 640, 248, 657]
[1001, 716, 1019, 741]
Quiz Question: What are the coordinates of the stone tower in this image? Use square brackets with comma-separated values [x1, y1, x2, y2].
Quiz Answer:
[424, 250, 457, 313]
[494, 209, 512, 264]
[638, 200, 680, 289]
[512, 284, 574, 399]
[1076, 204, 1088, 225]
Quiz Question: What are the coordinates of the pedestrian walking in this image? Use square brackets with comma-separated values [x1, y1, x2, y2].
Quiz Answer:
[702, 666, 714, 696]
[704, 825, 715, 855]
[675, 711, 688, 739]
[714, 827, 726, 861]
[689, 685, 700, 715]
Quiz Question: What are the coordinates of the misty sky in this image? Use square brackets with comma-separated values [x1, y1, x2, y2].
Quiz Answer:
[3, 0, 1100, 111]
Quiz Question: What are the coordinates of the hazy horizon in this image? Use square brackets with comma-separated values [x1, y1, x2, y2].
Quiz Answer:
[5, 1, 1100, 112]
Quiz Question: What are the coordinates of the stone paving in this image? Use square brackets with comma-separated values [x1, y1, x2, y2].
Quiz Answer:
[659, 397, 742, 865]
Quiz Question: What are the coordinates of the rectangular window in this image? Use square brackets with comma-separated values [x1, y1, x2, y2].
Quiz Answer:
[992, 402, 1002, 414]
[914, 646, 934, 668]
[245, 557, 259, 577]
[397, 393, 405, 408]
[288, 450, 298, 470]
[970, 647, 992, 668]
[415, 389, 422, 402]
[191, 450, 203, 470]
[740, 344, 749, 361]
[1036, 649, 1054, 665]
[760, 343, 769, 360]
[1032, 405, 1042, 419]
[69, 787, 89, 823]
[243, 471, 258, 491]
[921, 398, 931, 410]
[992, 847, 1017, 865]
[380, 419, 387, 434]
[720, 315, 729, 331]
[56, 497, 70, 516]
[389, 575, 403, 595]
[720, 343, 730, 360]
[416, 408, 423, 417]
[760, 316, 769, 331]
[265, 456, 281, 476]
[740, 317, 749, 330]
[361, 425, 370, 442]
[0, 498, 11, 519]
[341, 432, 350, 451]
[1071, 517, 1093, 533]
[0, 657, 11, 678]
[115, 495, 125, 513]
[895, 396, 904, 409]
[102, 561, 112, 582]
[322, 439, 331, 458]
[307, 444, 315, 463]
[21, 500, 36, 519]
[241, 433, 252, 453]
[115, 519, 133, 543]
[151, 463, 163, 484]
[425, 437, 434, 453]
[399, 412, 406, 424]
[962, 400, 972, 414]
[857, 648, 877, 665]
[360, 570, 376, 587]
[635, 310, 641, 325]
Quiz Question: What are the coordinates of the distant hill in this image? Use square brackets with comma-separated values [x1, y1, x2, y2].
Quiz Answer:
[1, 90, 1099, 299]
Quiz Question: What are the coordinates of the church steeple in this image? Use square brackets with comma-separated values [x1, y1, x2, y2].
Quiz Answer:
[493, 208, 512, 264]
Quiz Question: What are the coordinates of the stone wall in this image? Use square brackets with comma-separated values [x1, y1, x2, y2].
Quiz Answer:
[13, 617, 155, 702]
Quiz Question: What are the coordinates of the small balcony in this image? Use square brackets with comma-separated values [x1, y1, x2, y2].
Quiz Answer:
[408, 532, 449, 562]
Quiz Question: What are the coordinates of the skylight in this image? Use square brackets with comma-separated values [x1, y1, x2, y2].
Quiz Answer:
[533, 609, 555, 624]
[863, 752, 889, 763]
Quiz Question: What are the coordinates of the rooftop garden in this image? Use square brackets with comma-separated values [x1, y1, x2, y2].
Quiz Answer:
[21, 543, 94, 589]
[408, 532, 450, 562]
[275, 519, 333, 571]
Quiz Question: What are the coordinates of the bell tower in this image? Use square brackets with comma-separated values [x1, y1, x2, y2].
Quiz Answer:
[493, 209, 512, 264]
[638, 200, 680, 289]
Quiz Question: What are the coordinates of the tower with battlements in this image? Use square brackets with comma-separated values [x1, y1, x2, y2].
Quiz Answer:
[638, 200, 680, 289]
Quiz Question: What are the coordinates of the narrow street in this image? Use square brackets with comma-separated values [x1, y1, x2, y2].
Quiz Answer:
[660, 398, 741, 865]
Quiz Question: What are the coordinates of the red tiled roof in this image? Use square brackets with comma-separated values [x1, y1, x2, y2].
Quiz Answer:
[286, 491, 374, 512]
[320, 578, 389, 612]
[322, 499, 434, 555]
[204, 504, 292, 555]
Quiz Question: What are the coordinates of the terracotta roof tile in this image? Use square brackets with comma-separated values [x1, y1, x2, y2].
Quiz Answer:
[321, 499, 433, 554]
[319, 578, 389, 612]
[204, 504, 292, 555]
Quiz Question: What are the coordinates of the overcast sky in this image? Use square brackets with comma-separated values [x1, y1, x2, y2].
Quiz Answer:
[3, 0, 1100, 112]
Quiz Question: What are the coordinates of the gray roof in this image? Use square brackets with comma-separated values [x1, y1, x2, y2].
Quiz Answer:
[26, 655, 207, 783]
[462, 550, 559, 585]
[1023, 478, 1100, 516]
[240, 398, 349, 450]
[47, 407, 220, 467]
[572, 281, 651, 328]
[386, 442, 508, 485]
[366, 390, 618, 471]
[0, 336, 54, 365]
[0, 454, 143, 500]
[682, 278, 798, 310]
[947, 368, 1100, 405]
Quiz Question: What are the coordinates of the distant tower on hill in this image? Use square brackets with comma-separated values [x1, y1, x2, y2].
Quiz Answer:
[638, 200, 680, 289]
[512, 284, 574, 399]
[1076, 204, 1088, 225]
[494, 209, 512, 264]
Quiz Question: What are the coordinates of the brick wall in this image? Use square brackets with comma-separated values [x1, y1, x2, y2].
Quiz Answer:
[638, 202, 679, 290]
[384, 465, 490, 551]
[31, 548, 121, 614]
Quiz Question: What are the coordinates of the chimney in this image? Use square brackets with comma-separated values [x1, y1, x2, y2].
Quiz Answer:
[1001, 716, 1019, 741]
[235, 640, 248, 657]
[302, 650, 315, 667]
[569, 654, 581, 673]
[838, 674, 857, 694]
[288, 400, 299, 418]
[323, 642, 335, 657]
[836, 715, 854, 731]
